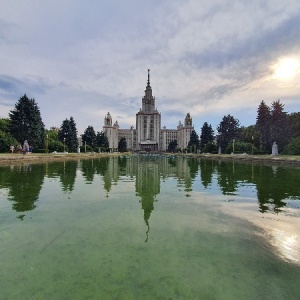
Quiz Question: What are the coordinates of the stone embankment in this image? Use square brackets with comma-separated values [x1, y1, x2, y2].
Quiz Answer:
[1, 152, 300, 167]
[181, 153, 300, 167]
[0, 152, 127, 166]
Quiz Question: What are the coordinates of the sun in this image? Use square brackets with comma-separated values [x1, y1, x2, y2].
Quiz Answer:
[272, 57, 300, 80]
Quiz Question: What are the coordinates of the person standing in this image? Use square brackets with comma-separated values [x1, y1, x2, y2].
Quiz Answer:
[23, 140, 29, 154]
[10, 145, 15, 153]
[17, 144, 22, 153]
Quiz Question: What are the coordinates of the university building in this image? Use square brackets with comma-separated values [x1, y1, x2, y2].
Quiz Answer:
[103, 70, 194, 152]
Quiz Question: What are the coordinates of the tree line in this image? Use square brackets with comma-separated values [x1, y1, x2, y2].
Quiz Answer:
[1, 94, 299, 155]
[167, 99, 300, 155]
[0, 94, 111, 153]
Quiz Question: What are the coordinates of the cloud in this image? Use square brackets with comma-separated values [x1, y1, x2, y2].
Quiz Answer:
[0, 0, 300, 134]
[0, 75, 51, 97]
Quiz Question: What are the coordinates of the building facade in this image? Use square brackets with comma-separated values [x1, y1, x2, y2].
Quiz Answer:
[103, 70, 194, 152]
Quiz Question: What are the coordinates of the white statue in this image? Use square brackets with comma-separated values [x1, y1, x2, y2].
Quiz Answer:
[272, 142, 278, 156]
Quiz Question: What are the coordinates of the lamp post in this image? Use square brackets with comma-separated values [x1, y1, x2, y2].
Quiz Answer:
[252, 136, 254, 155]
[63, 137, 66, 152]
[233, 139, 235, 154]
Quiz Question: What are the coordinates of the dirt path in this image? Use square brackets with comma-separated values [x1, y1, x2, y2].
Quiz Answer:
[0, 152, 128, 166]
[189, 153, 300, 167]
[1, 152, 300, 167]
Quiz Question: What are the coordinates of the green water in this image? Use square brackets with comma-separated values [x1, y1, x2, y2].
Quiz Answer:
[1, 155, 300, 299]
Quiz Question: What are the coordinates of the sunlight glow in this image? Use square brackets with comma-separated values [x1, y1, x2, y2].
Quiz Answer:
[273, 57, 300, 80]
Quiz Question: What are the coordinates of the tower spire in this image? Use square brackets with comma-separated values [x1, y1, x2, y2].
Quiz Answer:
[147, 68, 151, 86]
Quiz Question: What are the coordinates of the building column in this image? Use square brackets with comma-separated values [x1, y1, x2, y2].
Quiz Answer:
[146, 116, 150, 140]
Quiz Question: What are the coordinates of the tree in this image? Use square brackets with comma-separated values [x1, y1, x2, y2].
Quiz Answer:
[0, 131, 18, 153]
[226, 140, 255, 154]
[283, 137, 300, 155]
[241, 125, 260, 150]
[167, 140, 178, 152]
[287, 112, 300, 138]
[46, 128, 64, 152]
[256, 100, 271, 152]
[217, 114, 240, 151]
[82, 125, 96, 148]
[58, 117, 78, 152]
[0, 118, 10, 132]
[200, 122, 214, 151]
[270, 100, 289, 152]
[188, 130, 200, 153]
[0, 118, 18, 153]
[96, 131, 109, 150]
[288, 112, 300, 140]
[68, 117, 78, 151]
[118, 137, 127, 152]
[58, 119, 71, 151]
[9, 94, 45, 148]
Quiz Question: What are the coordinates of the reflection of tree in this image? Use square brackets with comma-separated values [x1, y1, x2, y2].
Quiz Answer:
[96, 157, 119, 195]
[103, 172, 112, 194]
[95, 157, 109, 176]
[168, 157, 176, 167]
[0, 166, 11, 189]
[47, 162, 63, 178]
[118, 157, 127, 176]
[7, 164, 45, 212]
[188, 158, 199, 180]
[212, 160, 300, 214]
[81, 159, 96, 183]
[281, 168, 300, 198]
[199, 159, 214, 188]
[59, 161, 77, 192]
[46, 161, 78, 192]
[184, 158, 198, 193]
[216, 161, 238, 195]
[255, 166, 292, 213]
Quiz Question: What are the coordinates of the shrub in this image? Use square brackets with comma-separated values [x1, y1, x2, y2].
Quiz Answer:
[48, 140, 65, 152]
[80, 144, 94, 152]
[283, 138, 300, 155]
[0, 131, 18, 153]
[35, 149, 47, 153]
[203, 141, 217, 153]
[226, 141, 255, 154]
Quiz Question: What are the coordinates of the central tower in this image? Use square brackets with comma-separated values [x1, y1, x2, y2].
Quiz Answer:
[136, 69, 161, 151]
[142, 69, 155, 112]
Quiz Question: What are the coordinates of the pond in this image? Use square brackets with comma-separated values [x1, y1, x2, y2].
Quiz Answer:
[1, 155, 300, 299]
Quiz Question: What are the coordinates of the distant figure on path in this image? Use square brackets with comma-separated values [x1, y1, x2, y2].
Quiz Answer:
[29, 145, 33, 153]
[17, 144, 22, 153]
[23, 140, 29, 154]
[10, 145, 14, 153]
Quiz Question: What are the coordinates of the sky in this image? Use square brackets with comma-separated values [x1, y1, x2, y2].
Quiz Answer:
[0, 0, 300, 135]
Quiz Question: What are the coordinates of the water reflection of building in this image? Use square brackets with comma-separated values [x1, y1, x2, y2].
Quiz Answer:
[103, 70, 194, 151]
[98, 155, 193, 241]
[4, 156, 300, 225]
[135, 157, 160, 242]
